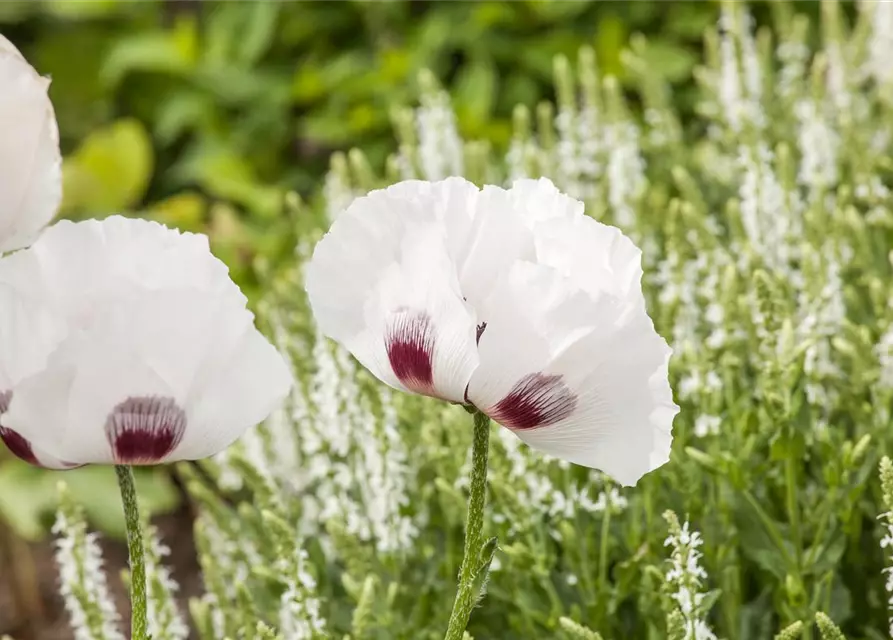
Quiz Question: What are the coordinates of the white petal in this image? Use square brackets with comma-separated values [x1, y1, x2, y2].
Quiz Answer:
[0, 422, 79, 470]
[0, 34, 23, 58]
[3, 332, 177, 465]
[453, 184, 535, 308]
[175, 325, 292, 460]
[307, 182, 479, 402]
[534, 210, 646, 305]
[0, 217, 284, 465]
[0, 282, 72, 468]
[0, 217, 241, 322]
[0, 283, 66, 390]
[466, 260, 677, 486]
[506, 178, 586, 226]
[0, 35, 62, 253]
[384, 177, 479, 262]
[349, 224, 478, 402]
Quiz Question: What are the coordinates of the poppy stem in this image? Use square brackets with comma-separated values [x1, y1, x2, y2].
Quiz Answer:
[444, 410, 491, 640]
[115, 464, 149, 640]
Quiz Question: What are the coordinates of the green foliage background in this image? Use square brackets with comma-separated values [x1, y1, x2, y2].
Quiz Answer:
[1, 0, 721, 289]
[0, 0, 833, 287]
[0, 0, 727, 538]
[0, 0, 832, 551]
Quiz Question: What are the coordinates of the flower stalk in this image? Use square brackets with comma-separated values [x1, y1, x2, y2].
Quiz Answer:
[115, 465, 149, 640]
[444, 410, 491, 640]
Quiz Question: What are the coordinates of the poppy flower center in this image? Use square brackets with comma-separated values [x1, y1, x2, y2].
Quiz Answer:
[105, 396, 186, 464]
[489, 373, 577, 430]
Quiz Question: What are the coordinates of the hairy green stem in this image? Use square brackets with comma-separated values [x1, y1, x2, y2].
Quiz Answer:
[444, 411, 491, 640]
[784, 453, 802, 568]
[115, 465, 149, 640]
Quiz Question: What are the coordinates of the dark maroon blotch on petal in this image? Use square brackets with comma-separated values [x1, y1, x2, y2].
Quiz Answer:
[105, 396, 186, 464]
[0, 390, 38, 465]
[386, 310, 436, 395]
[0, 427, 40, 466]
[0, 391, 81, 469]
[488, 373, 577, 430]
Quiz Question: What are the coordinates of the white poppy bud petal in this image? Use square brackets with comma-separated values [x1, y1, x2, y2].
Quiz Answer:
[0, 217, 292, 466]
[0, 34, 62, 253]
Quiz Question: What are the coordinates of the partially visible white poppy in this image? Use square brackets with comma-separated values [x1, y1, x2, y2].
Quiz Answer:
[0, 217, 293, 466]
[306, 177, 677, 486]
[0, 34, 62, 253]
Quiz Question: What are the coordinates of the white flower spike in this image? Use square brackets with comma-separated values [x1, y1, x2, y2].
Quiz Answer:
[0, 34, 63, 253]
[306, 177, 678, 486]
[0, 217, 293, 467]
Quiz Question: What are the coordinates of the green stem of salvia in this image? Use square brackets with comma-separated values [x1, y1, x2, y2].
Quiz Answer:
[597, 505, 611, 593]
[115, 465, 149, 640]
[443, 410, 491, 640]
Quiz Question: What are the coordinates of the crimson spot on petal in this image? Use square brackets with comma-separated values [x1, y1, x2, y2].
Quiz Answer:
[105, 396, 186, 464]
[488, 373, 577, 430]
[386, 310, 436, 395]
[0, 390, 38, 465]
[0, 391, 81, 469]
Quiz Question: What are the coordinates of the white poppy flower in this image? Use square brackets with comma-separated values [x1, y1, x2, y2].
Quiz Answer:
[306, 177, 678, 486]
[0, 217, 292, 467]
[0, 34, 62, 253]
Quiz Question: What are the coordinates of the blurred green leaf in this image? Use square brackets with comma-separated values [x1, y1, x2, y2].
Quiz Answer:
[42, 0, 125, 19]
[596, 14, 628, 79]
[636, 40, 698, 84]
[454, 55, 498, 134]
[32, 28, 114, 140]
[147, 191, 207, 232]
[524, 0, 593, 22]
[61, 118, 154, 215]
[101, 17, 198, 87]
[0, 1, 34, 22]
[175, 144, 282, 219]
[0, 462, 178, 540]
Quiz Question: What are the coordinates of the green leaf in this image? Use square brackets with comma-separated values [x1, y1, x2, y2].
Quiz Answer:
[42, 0, 124, 19]
[524, 0, 593, 22]
[634, 40, 697, 83]
[61, 118, 154, 216]
[454, 56, 498, 134]
[64, 467, 179, 538]
[175, 144, 283, 219]
[0, 463, 54, 539]
[31, 28, 114, 140]
[101, 18, 198, 87]
[146, 191, 207, 232]
[237, 2, 281, 66]
[595, 14, 628, 79]
[0, 462, 177, 540]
